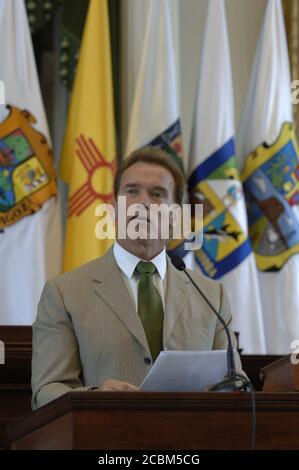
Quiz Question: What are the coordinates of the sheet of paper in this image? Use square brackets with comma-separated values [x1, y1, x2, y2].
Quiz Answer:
[140, 350, 228, 392]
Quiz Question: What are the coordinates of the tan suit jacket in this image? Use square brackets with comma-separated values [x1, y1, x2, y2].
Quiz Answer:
[31, 246, 242, 409]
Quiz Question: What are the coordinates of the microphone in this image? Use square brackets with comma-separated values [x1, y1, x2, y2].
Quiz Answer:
[171, 256, 250, 392]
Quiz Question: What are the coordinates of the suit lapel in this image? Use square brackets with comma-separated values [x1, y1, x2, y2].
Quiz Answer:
[164, 257, 189, 345]
[92, 247, 150, 354]
[92, 247, 189, 353]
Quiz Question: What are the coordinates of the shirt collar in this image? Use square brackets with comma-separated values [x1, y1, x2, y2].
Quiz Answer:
[113, 242, 167, 280]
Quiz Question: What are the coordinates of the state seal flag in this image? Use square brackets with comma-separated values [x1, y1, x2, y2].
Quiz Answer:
[60, 0, 116, 272]
[187, 0, 266, 353]
[125, 0, 191, 265]
[237, 0, 299, 353]
[0, 0, 62, 324]
[125, 0, 183, 168]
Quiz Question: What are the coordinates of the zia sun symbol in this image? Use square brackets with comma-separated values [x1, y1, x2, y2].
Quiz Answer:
[68, 134, 116, 217]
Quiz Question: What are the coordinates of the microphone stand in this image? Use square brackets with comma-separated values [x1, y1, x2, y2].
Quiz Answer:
[171, 257, 250, 392]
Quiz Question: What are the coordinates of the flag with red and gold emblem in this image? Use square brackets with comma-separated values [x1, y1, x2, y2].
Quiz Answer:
[59, 0, 116, 271]
[0, 0, 62, 324]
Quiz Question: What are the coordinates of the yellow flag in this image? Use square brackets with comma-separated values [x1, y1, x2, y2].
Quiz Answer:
[60, 0, 116, 272]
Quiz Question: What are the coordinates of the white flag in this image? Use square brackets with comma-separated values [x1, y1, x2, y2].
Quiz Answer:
[188, 0, 266, 353]
[237, 0, 299, 353]
[125, 0, 183, 168]
[0, 0, 62, 324]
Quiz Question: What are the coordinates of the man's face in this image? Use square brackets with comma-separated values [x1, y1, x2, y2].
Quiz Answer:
[115, 162, 176, 242]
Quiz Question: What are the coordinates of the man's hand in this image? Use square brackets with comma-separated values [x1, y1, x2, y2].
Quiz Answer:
[100, 379, 139, 391]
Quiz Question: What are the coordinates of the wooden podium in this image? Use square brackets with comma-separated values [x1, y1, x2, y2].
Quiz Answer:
[6, 391, 299, 450]
[2, 327, 298, 450]
[261, 354, 299, 391]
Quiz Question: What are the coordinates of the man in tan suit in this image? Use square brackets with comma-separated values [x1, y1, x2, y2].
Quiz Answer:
[32, 147, 243, 409]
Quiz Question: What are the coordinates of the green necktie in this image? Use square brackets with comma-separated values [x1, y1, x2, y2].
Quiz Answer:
[136, 261, 164, 362]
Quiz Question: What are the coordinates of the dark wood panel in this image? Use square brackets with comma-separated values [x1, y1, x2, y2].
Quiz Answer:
[241, 354, 283, 390]
[0, 389, 31, 449]
[0, 326, 32, 448]
[0, 326, 32, 384]
[0, 326, 32, 343]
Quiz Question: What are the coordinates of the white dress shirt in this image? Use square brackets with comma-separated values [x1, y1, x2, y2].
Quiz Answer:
[113, 242, 167, 310]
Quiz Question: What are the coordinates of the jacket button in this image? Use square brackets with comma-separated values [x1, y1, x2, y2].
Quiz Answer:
[144, 357, 151, 365]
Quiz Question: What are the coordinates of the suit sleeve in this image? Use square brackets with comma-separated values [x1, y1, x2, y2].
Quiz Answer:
[31, 280, 95, 410]
[212, 283, 246, 377]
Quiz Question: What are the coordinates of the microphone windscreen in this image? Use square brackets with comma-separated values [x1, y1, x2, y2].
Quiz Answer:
[171, 256, 186, 271]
